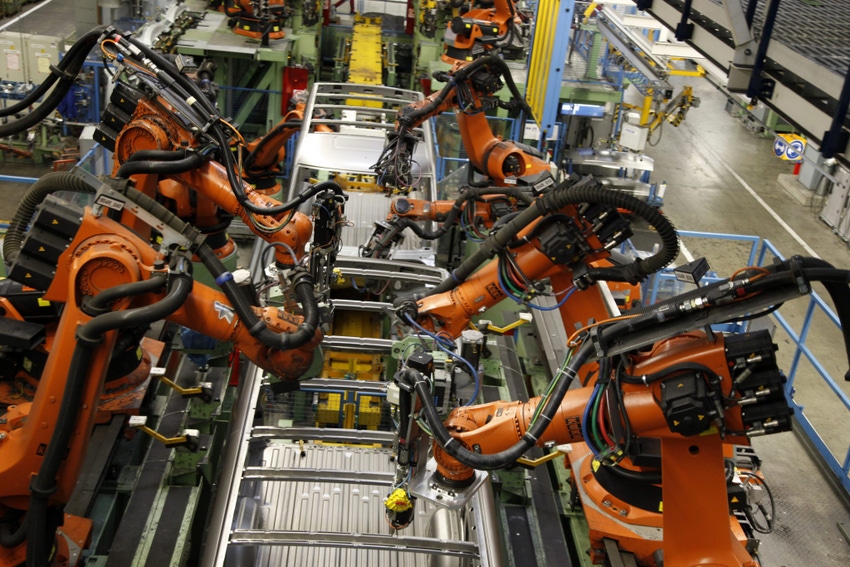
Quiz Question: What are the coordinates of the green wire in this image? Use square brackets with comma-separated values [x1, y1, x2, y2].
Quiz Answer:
[500, 256, 526, 297]
[590, 384, 604, 448]
[415, 414, 433, 437]
[530, 349, 574, 426]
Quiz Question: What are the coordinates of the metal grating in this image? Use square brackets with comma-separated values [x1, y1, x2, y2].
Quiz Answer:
[748, 0, 850, 77]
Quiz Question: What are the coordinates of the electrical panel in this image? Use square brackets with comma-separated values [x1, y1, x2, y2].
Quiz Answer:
[820, 166, 850, 241]
[619, 122, 648, 152]
[0, 32, 63, 84]
[0, 32, 26, 83]
[26, 35, 63, 83]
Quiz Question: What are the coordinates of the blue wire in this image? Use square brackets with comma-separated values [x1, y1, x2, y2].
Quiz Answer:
[497, 263, 577, 312]
[404, 313, 454, 349]
[527, 286, 576, 311]
[497, 262, 524, 303]
[459, 210, 483, 242]
[581, 383, 602, 458]
[403, 314, 481, 406]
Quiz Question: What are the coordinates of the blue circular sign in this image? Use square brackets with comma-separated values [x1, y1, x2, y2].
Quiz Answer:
[773, 139, 787, 157]
[786, 140, 804, 160]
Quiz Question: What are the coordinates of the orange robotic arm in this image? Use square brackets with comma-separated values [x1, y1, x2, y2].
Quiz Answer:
[442, 0, 517, 64]
[361, 188, 534, 258]
[401, 327, 793, 567]
[239, 94, 335, 195]
[396, 251, 850, 566]
[373, 1, 545, 192]
[0, 177, 322, 562]
[240, 106, 307, 192]
[396, 176, 681, 340]
[110, 94, 333, 271]
[374, 52, 550, 192]
[82, 30, 348, 273]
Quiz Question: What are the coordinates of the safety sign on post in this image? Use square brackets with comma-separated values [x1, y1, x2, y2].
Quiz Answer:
[773, 134, 806, 162]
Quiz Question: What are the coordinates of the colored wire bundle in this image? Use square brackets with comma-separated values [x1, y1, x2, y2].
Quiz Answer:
[459, 201, 487, 241]
[403, 314, 481, 406]
[496, 252, 576, 311]
[529, 348, 575, 427]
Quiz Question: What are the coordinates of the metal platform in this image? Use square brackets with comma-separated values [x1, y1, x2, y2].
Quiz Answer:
[0, 0, 77, 38]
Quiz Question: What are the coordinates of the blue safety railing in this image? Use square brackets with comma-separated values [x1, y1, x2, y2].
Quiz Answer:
[643, 231, 761, 305]
[755, 240, 850, 494]
[76, 144, 113, 177]
[642, 231, 849, 494]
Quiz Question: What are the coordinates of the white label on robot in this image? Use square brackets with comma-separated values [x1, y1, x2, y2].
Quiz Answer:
[95, 195, 126, 211]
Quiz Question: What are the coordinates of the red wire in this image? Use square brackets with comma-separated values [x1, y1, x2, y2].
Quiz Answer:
[506, 258, 527, 289]
[598, 391, 616, 447]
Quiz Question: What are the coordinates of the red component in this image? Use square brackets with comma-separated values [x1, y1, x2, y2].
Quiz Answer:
[419, 77, 432, 97]
[229, 348, 242, 387]
[282, 67, 310, 113]
[405, 0, 415, 35]
[323, 0, 331, 26]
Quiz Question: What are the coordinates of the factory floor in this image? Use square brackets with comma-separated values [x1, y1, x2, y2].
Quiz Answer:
[637, 74, 850, 566]
[1, 4, 850, 566]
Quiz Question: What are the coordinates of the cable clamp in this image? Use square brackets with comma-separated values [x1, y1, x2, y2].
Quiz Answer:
[214, 271, 234, 286]
[589, 324, 606, 358]
[554, 366, 576, 384]
[787, 255, 811, 296]
[49, 64, 75, 81]
[28, 480, 58, 501]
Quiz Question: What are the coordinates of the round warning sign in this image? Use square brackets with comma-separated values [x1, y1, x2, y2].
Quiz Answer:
[774, 134, 806, 162]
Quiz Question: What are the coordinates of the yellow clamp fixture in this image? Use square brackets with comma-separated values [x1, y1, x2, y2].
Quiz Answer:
[474, 313, 533, 335]
[129, 415, 200, 452]
[516, 449, 565, 468]
[151, 367, 213, 402]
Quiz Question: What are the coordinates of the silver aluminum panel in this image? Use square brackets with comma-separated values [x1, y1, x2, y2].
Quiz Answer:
[236, 443, 483, 567]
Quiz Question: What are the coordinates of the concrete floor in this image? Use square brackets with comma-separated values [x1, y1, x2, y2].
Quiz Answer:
[0, 0, 79, 38]
[638, 74, 850, 566]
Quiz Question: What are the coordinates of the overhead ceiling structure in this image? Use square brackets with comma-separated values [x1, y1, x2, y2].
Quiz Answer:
[625, 0, 850, 168]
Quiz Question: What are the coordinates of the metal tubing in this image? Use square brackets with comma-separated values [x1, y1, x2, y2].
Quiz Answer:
[473, 479, 505, 567]
[200, 363, 266, 567]
[241, 468, 395, 484]
[745, 0, 759, 27]
[228, 531, 481, 558]
[746, 0, 781, 99]
[821, 62, 850, 159]
[675, 0, 694, 41]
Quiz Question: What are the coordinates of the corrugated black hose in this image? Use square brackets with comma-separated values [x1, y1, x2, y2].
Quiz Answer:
[125, 149, 190, 162]
[115, 152, 204, 178]
[394, 187, 533, 240]
[3, 172, 96, 267]
[112, 181, 321, 352]
[404, 341, 593, 471]
[195, 245, 319, 351]
[25, 258, 192, 567]
[420, 176, 678, 298]
[780, 258, 850, 380]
